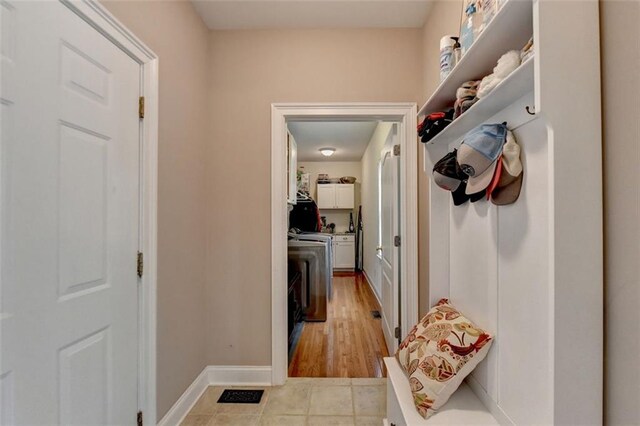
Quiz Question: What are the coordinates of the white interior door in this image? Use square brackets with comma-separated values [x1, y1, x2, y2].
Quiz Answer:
[379, 127, 400, 355]
[1, 2, 141, 424]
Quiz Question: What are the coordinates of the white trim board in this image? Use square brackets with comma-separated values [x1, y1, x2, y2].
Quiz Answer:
[58, 1, 159, 423]
[207, 365, 273, 386]
[271, 103, 419, 385]
[156, 368, 210, 426]
[157, 366, 273, 426]
[363, 269, 382, 309]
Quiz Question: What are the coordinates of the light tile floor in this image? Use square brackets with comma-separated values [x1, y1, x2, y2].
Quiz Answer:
[180, 378, 386, 426]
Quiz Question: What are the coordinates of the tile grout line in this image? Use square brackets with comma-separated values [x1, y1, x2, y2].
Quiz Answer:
[351, 385, 356, 421]
[254, 388, 265, 424]
[258, 387, 268, 417]
[305, 383, 312, 425]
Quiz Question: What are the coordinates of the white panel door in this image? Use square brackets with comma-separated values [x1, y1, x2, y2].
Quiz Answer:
[335, 184, 354, 209]
[316, 184, 336, 209]
[379, 130, 400, 355]
[1, 2, 141, 424]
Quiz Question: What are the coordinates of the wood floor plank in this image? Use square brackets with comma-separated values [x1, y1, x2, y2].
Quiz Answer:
[288, 272, 389, 378]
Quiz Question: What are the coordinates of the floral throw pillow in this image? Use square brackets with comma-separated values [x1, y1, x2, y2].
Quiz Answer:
[395, 298, 493, 419]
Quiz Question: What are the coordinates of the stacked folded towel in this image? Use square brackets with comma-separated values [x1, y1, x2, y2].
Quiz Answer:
[478, 50, 521, 99]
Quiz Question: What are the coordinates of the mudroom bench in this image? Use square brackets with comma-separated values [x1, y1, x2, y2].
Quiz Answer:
[384, 358, 499, 426]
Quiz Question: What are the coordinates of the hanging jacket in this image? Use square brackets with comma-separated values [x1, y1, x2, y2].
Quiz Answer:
[289, 198, 322, 232]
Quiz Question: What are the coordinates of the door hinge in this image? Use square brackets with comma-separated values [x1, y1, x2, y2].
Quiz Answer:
[138, 96, 145, 119]
[137, 252, 144, 278]
[137, 411, 143, 426]
[393, 144, 401, 156]
[394, 326, 401, 339]
[394, 235, 401, 247]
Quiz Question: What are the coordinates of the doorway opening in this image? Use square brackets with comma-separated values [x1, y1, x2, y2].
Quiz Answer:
[271, 103, 418, 385]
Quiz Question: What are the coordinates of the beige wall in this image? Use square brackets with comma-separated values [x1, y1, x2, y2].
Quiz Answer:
[418, 1, 463, 316]
[600, 1, 640, 424]
[206, 28, 422, 365]
[100, 0, 210, 419]
[360, 123, 394, 298]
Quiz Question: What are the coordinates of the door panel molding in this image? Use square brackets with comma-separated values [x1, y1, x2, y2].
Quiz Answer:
[0, 1, 159, 423]
[60, 2, 159, 422]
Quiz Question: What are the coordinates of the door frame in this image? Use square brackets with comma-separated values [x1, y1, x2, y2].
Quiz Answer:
[56, 1, 159, 423]
[270, 103, 418, 384]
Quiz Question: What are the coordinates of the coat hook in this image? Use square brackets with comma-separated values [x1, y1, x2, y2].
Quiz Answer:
[525, 105, 536, 115]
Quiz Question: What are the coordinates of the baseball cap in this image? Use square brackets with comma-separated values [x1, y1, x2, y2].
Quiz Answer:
[457, 123, 508, 195]
[485, 154, 503, 200]
[451, 181, 470, 206]
[432, 149, 470, 206]
[453, 181, 486, 205]
[420, 109, 454, 143]
[491, 130, 523, 205]
[469, 189, 486, 203]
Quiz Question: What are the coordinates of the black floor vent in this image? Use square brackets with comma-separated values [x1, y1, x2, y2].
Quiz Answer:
[371, 310, 382, 319]
[217, 389, 264, 404]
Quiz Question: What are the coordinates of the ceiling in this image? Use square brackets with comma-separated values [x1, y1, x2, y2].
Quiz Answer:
[289, 121, 379, 162]
[191, 1, 433, 30]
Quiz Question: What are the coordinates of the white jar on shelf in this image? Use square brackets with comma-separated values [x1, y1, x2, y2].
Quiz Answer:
[439, 35, 456, 81]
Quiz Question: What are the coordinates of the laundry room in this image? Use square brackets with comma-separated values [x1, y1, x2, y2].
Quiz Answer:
[285, 119, 402, 378]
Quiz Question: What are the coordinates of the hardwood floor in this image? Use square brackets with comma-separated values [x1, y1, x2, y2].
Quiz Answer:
[288, 272, 389, 378]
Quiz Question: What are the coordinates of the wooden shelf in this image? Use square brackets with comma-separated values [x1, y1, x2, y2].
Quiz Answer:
[424, 55, 534, 147]
[418, 0, 533, 116]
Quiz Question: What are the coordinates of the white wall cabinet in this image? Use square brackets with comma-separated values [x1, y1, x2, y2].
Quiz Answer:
[316, 184, 354, 209]
[316, 184, 336, 209]
[332, 235, 355, 269]
[335, 185, 354, 209]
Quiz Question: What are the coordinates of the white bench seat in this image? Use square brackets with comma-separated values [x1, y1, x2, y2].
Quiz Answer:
[384, 357, 499, 426]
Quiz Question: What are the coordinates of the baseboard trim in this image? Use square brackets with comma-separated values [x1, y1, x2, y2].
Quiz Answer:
[157, 368, 209, 426]
[157, 365, 272, 426]
[206, 365, 273, 386]
[363, 269, 382, 308]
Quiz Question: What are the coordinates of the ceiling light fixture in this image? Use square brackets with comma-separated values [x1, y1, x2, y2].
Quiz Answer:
[319, 148, 335, 157]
